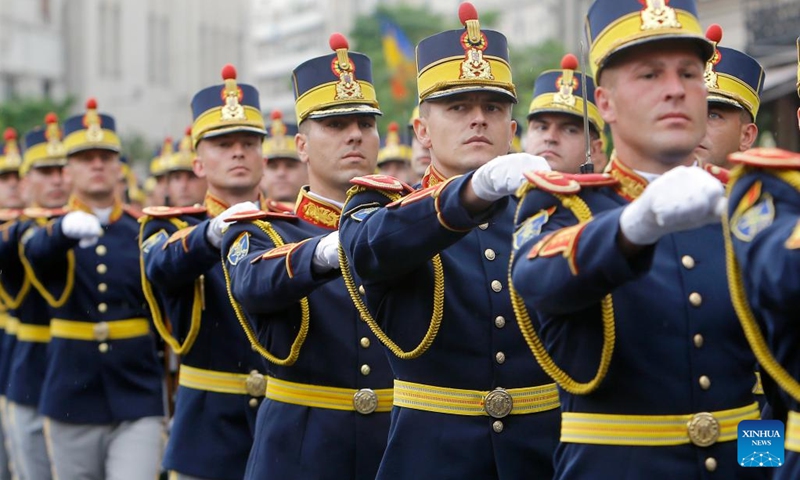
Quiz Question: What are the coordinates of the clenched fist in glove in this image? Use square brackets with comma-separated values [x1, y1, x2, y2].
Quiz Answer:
[619, 166, 727, 246]
[206, 201, 259, 249]
[470, 153, 551, 202]
[312, 231, 340, 273]
[61, 211, 103, 248]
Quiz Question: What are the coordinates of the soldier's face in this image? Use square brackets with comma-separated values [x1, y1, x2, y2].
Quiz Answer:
[595, 43, 707, 172]
[262, 157, 308, 203]
[65, 149, 120, 200]
[167, 170, 207, 207]
[694, 104, 757, 169]
[416, 92, 515, 178]
[194, 132, 264, 197]
[24, 166, 68, 208]
[410, 134, 431, 178]
[0, 172, 23, 209]
[296, 115, 378, 198]
[377, 160, 413, 185]
[525, 113, 601, 174]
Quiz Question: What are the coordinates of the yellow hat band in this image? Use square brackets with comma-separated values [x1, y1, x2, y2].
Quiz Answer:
[378, 145, 412, 164]
[21, 143, 66, 176]
[63, 129, 121, 155]
[0, 156, 21, 174]
[590, 10, 703, 78]
[418, 54, 514, 102]
[528, 93, 604, 132]
[295, 81, 378, 123]
[708, 72, 761, 119]
[192, 105, 266, 147]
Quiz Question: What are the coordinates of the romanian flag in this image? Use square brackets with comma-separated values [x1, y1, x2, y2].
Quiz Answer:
[380, 19, 416, 100]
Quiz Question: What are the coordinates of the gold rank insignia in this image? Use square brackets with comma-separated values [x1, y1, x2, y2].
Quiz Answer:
[731, 180, 775, 242]
[227, 232, 250, 266]
[458, 3, 493, 81]
[639, 0, 682, 30]
[330, 34, 364, 101]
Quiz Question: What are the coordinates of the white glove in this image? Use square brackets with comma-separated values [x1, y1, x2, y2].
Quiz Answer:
[619, 166, 727, 246]
[61, 211, 103, 248]
[312, 231, 340, 273]
[471, 153, 551, 202]
[206, 201, 259, 249]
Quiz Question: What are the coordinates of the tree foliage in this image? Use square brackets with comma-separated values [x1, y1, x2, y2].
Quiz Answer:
[0, 96, 75, 139]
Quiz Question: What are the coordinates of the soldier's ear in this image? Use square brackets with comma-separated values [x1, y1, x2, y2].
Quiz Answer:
[413, 117, 432, 150]
[594, 86, 616, 125]
[295, 132, 309, 165]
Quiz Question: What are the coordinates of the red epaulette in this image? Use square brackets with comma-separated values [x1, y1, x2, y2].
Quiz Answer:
[265, 199, 294, 214]
[22, 207, 67, 219]
[141, 205, 208, 219]
[524, 171, 619, 194]
[729, 148, 800, 170]
[702, 163, 730, 185]
[225, 209, 297, 223]
[350, 174, 415, 194]
[0, 209, 22, 222]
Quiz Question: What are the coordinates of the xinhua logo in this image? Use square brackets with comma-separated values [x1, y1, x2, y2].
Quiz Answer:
[738, 419, 784, 467]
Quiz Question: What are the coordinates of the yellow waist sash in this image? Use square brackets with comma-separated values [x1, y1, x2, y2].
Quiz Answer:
[393, 379, 560, 418]
[786, 411, 800, 453]
[178, 364, 266, 397]
[3, 317, 19, 336]
[50, 318, 149, 341]
[561, 402, 760, 447]
[265, 376, 392, 415]
[16, 324, 50, 343]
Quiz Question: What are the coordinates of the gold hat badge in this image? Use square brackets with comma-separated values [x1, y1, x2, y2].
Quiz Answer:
[44, 113, 65, 157]
[703, 23, 723, 89]
[82, 97, 104, 143]
[2, 128, 21, 168]
[330, 33, 364, 101]
[555, 54, 580, 108]
[639, 0, 682, 31]
[221, 64, 247, 121]
[458, 2, 493, 81]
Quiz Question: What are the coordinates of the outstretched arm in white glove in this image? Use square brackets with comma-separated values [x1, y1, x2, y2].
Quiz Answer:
[206, 201, 259, 249]
[311, 231, 340, 274]
[463, 153, 551, 214]
[619, 166, 726, 249]
[61, 211, 103, 248]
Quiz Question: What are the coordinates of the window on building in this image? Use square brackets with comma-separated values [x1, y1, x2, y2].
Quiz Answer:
[43, 79, 52, 98]
[98, 2, 122, 79]
[41, 0, 51, 24]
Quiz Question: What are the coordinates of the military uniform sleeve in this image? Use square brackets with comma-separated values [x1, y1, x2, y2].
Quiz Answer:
[510, 188, 654, 316]
[143, 218, 220, 292]
[727, 173, 800, 310]
[21, 217, 78, 279]
[223, 220, 337, 315]
[340, 173, 508, 283]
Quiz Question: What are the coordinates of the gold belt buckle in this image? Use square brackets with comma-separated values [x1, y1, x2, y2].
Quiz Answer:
[245, 371, 266, 397]
[687, 412, 720, 447]
[353, 388, 378, 415]
[484, 388, 514, 419]
[93, 322, 110, 342]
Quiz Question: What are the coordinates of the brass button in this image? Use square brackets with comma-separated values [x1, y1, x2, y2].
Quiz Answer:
[98, 303, 108, 313]
[98, 342, 109, 353]
[96, 264, 107, 274]
[689, 292, 702, 307]
[478, 223, 489, 230]
[492, 420, 503, 433]
[360, 364, 371, 376]
[491, 280, 502, 293]
[353, 388, 378, 415]
[484, 249, 496, 261]
[93, 322, 110, 342]
[360, 337, 370, 348]
[704, 457, 717, 472]
[98, 283, 108, 293]
[245, 371, 266, 397]
[681, 255, 695, 269]
[688, 412, 720, 447]
[494, 316, 506, 328]
[693, 334, 704, 348]
[484, 389, 513, 418]
[248, 398, 259, 408]
[699, 375, 711, 390]
[495, 352, 506, 364]
[358, 285, 366, 296]
[95, 245, 107, 256]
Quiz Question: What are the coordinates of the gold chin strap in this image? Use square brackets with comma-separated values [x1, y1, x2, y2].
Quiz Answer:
[723, 165, 800, 402]
[222, 220, 309, 366]
[507, 182, 616, 395]
[339, 185, 445, 360]
[139, 216, 202, 355]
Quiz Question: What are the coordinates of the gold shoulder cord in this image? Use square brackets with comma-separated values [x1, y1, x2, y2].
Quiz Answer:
[338, 185, 445, 359]
[222, 220, 309, 366]
[18, 222, 75, 308]
[0, 233, 31, 308]
[139, 217, 203, 355]
[508, 183, 616, 395]
[724, 167, 800, 402]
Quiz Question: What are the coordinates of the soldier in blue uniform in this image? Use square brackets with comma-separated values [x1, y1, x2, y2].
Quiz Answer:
[0, 128, 23, 480]
[524, 54, 606, 174]
[338, 4, 558, 479]
[260, 110, 307, 210]
[0, 113, 69, 480]
[376, 122, 414, 184]
[21, 98, 165, 480]
[140, 64, 273, 480]
[509, 1, 767, 478]
[164, 127, 207, 208]
[694, 25, 763, 170]
[721, 40, 800, 480]
[407, 106, 429, 185]
[220, 33, 393, 480]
